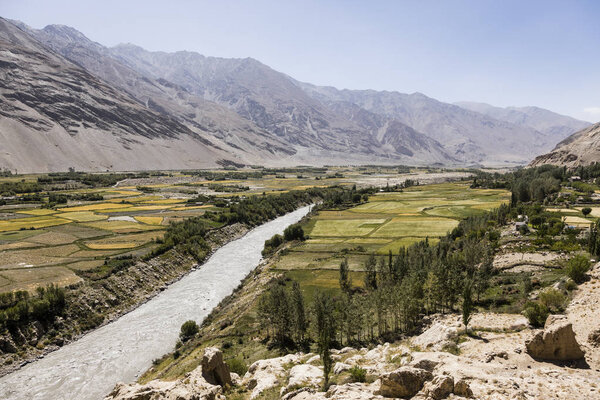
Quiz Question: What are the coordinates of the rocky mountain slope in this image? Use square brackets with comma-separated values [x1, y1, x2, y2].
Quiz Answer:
[530, 122, 600, 167]
[12, 22, 297, 163]
[455, 101, 590, 139]
[107, 43, 454, 165]
[296, 83, 586, 165]
[0, 18, 587, 171]
[0, 18, 260, 172]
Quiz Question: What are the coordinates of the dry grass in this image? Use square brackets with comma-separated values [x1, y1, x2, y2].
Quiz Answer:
[0, 266, 82, 292]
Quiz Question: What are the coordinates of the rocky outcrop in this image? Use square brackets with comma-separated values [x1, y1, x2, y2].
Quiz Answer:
[377, 367, 433, 398]
[422, 375, 454, 400]
[530, 122, 600, 168]
[202, 347, 231, 387]
[105, 348, 229, 400]
[526, 315, 585, 361]
[453, 378, 473, 398]
[282, 364, 323, 394]
[243, 353, 302, 399]
[412, 321, 459, 351]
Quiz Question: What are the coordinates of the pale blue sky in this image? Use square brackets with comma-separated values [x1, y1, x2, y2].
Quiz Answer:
[2, 0, 599, 122]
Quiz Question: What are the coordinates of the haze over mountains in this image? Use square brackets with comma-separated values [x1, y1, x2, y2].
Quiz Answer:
[0, 18, 592, 172]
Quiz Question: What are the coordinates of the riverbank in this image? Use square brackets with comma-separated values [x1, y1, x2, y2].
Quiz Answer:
[0, 222, 251, 377]
[0, 206, 313, 400]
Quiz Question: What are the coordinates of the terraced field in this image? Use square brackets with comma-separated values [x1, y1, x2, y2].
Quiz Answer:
[0, 168, 472, 294]
[0, 185, 200, 292]
[273, 182, 510, 291]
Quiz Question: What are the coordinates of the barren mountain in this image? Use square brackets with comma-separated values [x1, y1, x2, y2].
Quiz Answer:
[455, 101, 589, 139]
[296, 83, 565, 165]
[108, 43, 455, 165]
[530, 122, 600, 167]
[0, 18, 584, 171]
[11, 21, 297, 164]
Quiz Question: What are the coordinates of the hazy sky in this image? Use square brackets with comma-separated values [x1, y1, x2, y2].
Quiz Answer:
[2, 0, 599, 122]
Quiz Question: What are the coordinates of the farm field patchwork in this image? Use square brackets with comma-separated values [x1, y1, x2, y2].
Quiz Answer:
[272, 182, 509, 298]
[0, 168, 476, 294]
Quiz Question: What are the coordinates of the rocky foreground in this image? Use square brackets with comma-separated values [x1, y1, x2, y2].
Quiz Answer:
[106, 260, 600, 400]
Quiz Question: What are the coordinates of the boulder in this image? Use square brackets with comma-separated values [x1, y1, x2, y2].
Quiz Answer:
[412, 322, 459, 351]
[244, 353, 300, 398]
[105, 366, 224, 400]
[333, 362, 351, 374]
[202, 347, 232, 387]
[423, 375, 454, 400]
[525, 317, 585, 361]
[326, 382, 383, 399]
[378, 367, 433, 398]
[281, 387, 319, 400]
[286, 364, 322, 390]
[409, 358, 439, 372]
[453, 378, 473, 398]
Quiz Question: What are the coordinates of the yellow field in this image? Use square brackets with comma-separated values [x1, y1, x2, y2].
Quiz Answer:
[82, 220, 163, 233]
[0, 216, 71, 232]
[59, 211, 108, 222]
[135, 216, 164, 225]
[58, 203, 130, 212]
[564, 216, 593, 227]
[17, 209, 57, 216]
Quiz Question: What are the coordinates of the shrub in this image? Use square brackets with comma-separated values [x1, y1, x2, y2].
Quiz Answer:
[565, 279, 578, 291]
[564, 254, 591, 283]
[582, 207, 592, 217]
[283, 224, 305, 241]
[349, 366, 366, 383]
[523, 301, 549, 327]
[227, 358, 247, 376]
[538, 288, 565, 312]
[179, 320, 199, 341]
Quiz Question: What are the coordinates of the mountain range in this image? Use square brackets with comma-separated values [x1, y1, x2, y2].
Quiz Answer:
[0, 18, 592, 172]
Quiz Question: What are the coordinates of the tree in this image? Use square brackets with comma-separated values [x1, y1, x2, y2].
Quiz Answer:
[180, 320, 199, 341]
[364, 254, 377, 291]
[582, 207, 592, 217]
[423, 271, 440, 314]
[462, 281, 473, 334]
[290, 281, 307, 343]
[283, 223, 305, 241]
[564, 254, 591, 283]
[339, 258, 352, 293]
[313, 291, 335, 388]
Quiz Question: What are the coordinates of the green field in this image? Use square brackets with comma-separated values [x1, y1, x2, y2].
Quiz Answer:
[272, 182, 510, 291]
[0, 168, 478, 294]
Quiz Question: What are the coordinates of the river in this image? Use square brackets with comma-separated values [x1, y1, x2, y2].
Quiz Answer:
[0, 205, 312, 400]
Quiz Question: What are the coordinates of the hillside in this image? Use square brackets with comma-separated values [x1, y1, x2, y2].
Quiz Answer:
[0, 18, 588, 171]
[108, 44, 454, 165]
[455, 101, 590, 138]
[530, 122, 600, 167]
[0, 18, 250, 172]
[296, 83, 582, 165]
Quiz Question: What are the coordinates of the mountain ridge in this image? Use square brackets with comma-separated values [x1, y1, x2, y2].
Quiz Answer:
[0, 18, 589, 172]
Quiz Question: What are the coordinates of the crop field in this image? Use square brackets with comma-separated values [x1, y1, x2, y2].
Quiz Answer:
[0, 167, 475, 294]
[272, 182, 509, 296]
